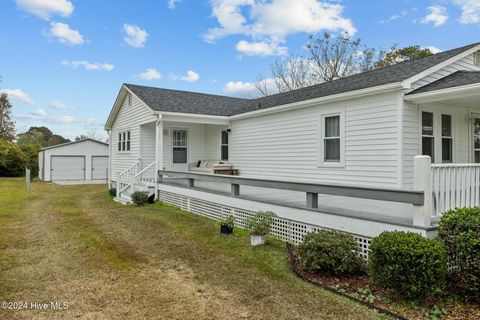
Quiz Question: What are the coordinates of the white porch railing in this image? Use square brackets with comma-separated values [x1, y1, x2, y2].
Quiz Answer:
[134, 161, 156, 190]
[431, 163, 480, 215]
[117, 161, 141, 196]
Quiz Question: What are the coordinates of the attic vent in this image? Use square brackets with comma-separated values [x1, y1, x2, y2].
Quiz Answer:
[475, 50, 480, 66]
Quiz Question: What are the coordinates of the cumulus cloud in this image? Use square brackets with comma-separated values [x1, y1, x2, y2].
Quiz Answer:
[61, 60, 114, 71]
[17, 109, 75, 124]
[172, 70, 200, 82]
[425, 46, 442, 54]
[123, 24, 148, 48]
[204, 0, 356, 56]
[168, 0, 181, 9]
[224, 81, 259, 97]
[0, 88, 35, 105]
[32, 108, 47, 117]
[453, 0, 480, 24]
[47, 22, 84, 45]
[16, 0, 74, 20]
[236, 40, 287, 56]
[139, 68, 162, 80]
[421, 6, 448, 26]
[48, 100, 73, 109]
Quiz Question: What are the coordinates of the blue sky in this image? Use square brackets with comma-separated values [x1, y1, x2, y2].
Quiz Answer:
[0, 0, 479, 140]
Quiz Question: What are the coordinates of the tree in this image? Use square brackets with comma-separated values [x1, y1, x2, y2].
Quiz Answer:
[375, 45, 434, 68]
[0, 139, 26, 177]
[0, 93, 15, 141]
[255, 32, 376, 96]
[75, 129, 100, 141]
[17, 126, 69, 147]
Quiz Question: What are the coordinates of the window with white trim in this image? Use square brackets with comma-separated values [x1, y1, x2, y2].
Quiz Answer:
[118, 131, 131, 152]
[221, 130, 229, 160]
[422, 112, 434, 161]
[441, 114, 453, 163]
[323, 115, 341, 162]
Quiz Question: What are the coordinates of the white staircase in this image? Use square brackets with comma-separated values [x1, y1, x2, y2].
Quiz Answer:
[114, 161, 156, 204]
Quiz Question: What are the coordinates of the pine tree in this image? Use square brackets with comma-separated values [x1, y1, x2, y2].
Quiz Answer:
[0, 93, 15, 141]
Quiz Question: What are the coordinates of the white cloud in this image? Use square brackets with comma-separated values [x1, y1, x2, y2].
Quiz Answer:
[236, 40, 288, 56]
[48, 100, 73, 109]
[421, 6, 448, 26]
[123, 24, 148, 48]
[48, 22, 84, 45]
[32, 108, 47, 116]
[56, 115, 75, 124]
[425, 46, 442, 54]
[204, 0, 356, 56]
[168, 0, 181, 9]
[0, 88, 35, 105]
[224, 81, 259, 97]
[453, 0, 480, 24]
[61, 60, 114, 71]
[139, 68, 162, 80]
[172, 70, 200, 82]
[16, 0, 74, 20]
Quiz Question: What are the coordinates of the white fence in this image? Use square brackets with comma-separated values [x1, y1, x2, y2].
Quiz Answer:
[431, 163, 480, 215]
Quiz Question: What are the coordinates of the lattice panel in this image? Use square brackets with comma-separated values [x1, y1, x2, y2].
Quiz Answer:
[158, 190, 372, 260]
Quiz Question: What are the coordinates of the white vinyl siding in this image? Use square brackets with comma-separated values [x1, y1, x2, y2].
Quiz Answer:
[140, 122, 156, 164]
[402, 102, 420, 188]
[110, 93, 157, 180]
[410, 54, 480, 90]
[230, 91, 402, 187]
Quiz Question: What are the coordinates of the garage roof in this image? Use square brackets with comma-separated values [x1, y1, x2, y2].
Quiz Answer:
[40, 138, 108, 151]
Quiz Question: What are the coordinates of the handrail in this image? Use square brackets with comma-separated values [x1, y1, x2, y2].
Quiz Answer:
[432, 163, 480, 168]
[135, 161, 156, 177]
[157, 170, 424, 206]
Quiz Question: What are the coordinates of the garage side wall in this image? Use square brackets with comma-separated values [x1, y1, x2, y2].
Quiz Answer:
[43, 140, 109, 181]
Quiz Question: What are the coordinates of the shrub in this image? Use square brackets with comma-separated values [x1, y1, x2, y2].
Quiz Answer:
[220, 214, 236, 229]
[244, 211, 275, 236]
[438, 207, 480, 300]
[368, 231, 447, 300]
[131, 191, 149, 206]
[0, 139, 26, 177]
[18, 143, 41, 178]
[108, 188, 117, 198]
[295, 230, 365, 276]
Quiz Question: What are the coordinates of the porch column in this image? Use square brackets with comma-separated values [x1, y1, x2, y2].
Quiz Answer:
[154, 117, 164, 200]
[413, 155, 433, 227]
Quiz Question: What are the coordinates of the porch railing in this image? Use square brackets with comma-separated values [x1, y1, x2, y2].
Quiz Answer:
[117, 161, 141, 196]
[431, 163, 480, 215]
[134, 161, 156, 190]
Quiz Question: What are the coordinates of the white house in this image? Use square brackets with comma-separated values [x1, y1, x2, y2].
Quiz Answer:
[104, 42, 480, 249]
[38, 139, 109, 182]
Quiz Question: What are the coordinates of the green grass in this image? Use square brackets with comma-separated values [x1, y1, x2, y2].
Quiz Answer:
[0, 178, 383, 319]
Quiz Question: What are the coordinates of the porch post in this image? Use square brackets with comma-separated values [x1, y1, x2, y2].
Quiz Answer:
[154, 116, 164, 200]
[413, 155, 433, 227]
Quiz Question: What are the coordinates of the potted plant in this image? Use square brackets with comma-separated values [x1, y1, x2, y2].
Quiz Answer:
[245, 211, 275, 246]
[220, 214, 235, 234]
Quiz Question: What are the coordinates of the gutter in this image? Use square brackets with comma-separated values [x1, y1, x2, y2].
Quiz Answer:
[405, 82, 480, 103]
[230, 82, 405, 120]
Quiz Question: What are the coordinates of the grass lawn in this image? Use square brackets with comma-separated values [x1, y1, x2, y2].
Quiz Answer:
[0, 178, 384, 319]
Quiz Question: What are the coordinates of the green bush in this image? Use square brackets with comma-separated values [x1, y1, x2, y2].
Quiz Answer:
[438, 207, 480, 300]
[368, 231, 447, 300]
[295, 230, 365, 276]
[131, 191, 149, 206]
[0, 139, 26, 177]
[19, 143, 41, 178]
[108, 188, 117, 198]
[244, 211, 275, 236]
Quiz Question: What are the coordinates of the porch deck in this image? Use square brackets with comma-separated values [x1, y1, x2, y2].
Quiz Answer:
[160, 177, 418, 227]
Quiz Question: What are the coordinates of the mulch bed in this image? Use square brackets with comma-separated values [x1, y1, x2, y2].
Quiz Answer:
[285, 243, 480, 320]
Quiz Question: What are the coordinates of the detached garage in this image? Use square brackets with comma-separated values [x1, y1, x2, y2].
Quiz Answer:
[38, 139, 109, 182]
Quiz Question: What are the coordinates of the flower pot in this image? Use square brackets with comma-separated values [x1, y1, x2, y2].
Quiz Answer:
[250, 235, 265, 246]
[220, 224, 233, 234]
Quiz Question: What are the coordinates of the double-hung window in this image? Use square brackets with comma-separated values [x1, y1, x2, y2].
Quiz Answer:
[323, 115, 341, 162]
[118, 131, 131, 152]
[422, 112, 435, 161]
[441, 114, 453, 163]
[221, 130, 229, 160]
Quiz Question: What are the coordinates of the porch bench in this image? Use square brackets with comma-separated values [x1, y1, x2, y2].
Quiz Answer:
[188, 160, 233, 174]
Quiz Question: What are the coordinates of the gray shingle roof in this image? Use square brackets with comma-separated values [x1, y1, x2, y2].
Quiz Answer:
[126, 42, 479, 117]
[407, 70, 480, 95]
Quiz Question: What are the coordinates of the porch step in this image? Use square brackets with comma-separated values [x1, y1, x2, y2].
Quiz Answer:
[114, 193, 132, 205]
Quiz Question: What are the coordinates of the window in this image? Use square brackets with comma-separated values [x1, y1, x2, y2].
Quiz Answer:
[118, 130, 131, 152]
[172, 129, 187, 163]
[422, 112, 434, 161]
[441, 114, 453, 163]
[221, 130, 229, 160]
[324, 115, 341, 162]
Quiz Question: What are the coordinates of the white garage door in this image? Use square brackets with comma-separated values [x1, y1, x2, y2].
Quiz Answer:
[91, 156, 108, 180]
[51, 156, 85, 181]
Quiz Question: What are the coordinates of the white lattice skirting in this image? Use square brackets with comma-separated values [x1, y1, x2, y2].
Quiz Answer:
[159, 190, 372, 260]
